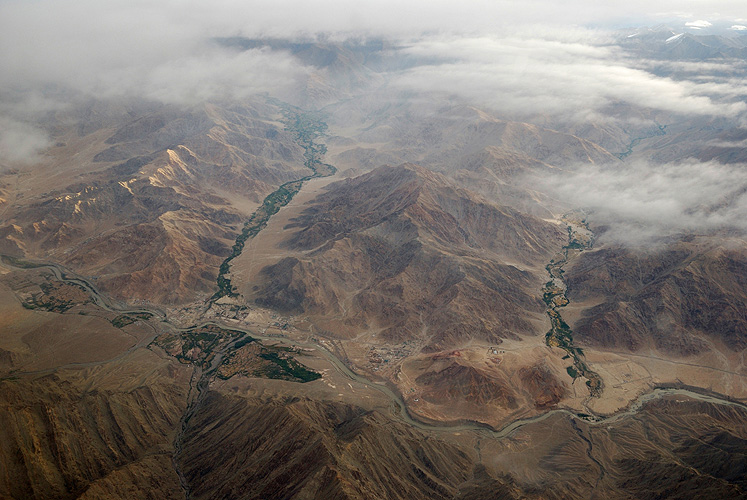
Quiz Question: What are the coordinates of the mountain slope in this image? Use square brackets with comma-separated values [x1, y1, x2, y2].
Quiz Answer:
[566, 237, 747, 355]
[248, 163, 565, 350]
[0, 99, 308, 304]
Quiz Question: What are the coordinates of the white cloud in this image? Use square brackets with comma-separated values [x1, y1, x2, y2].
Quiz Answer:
[390, 34, 747, 121]
[0, 118, 52, 166]
[0, 2, 309, 106]
[686, 20, 713, 28]
[84, 45, 309, 105]
[1, 0, 746, 159]
[637, 59, 747, 75]
[536, 159, 747, 245]
[731, 25, 747, 30]
[706, 138, 747, 148]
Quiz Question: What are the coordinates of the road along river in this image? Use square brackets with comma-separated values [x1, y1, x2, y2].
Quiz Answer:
[5, 254, 746, 441]
[190, 323, 747, 438]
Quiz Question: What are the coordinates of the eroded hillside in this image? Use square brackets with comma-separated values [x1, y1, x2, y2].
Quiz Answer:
[1, 32, 746, 500]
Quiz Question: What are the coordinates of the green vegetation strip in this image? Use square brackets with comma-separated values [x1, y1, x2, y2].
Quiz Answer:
[1, 255, 45, 269]
[256, 350, 321, 382]
[111, 312, 153, 328]
[159, 325, 244, 366]
[22, 282, 89, 313]
[212, 101, 336, 301]
[615, 123, 667, 160]
[542, 218, 604, 397]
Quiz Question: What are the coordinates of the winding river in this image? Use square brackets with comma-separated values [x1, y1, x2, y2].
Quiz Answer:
[5, 256, 747, 441]
[2, 105, 744, 442]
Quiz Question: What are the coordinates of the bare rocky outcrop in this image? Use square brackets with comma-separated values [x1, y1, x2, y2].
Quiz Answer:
[0, 375, 187, 500]
[518, 363, 569, 409]
[175, 389, 747, 500]
[251, 164, 566, 349]
[0, 100, 308, 305]
[416, 362, 518, 408]
[178, 392, 474, 500]
[566, 237, 747, 355]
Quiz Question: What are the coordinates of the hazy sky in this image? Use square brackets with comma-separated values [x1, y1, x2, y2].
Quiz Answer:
[2, 0, 746, 101]
[4, 0, 743, 38]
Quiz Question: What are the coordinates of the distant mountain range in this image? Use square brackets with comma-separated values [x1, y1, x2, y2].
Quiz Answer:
[620, 24, 747, 60]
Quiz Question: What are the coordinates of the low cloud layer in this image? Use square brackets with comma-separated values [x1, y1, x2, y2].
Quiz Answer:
[2, 0, 747, 164]
[0, 118, 52, 166]
[3, 0, 747, 100]
[538, 160, 747, 246]
[391, 34, 747, 121]
[0, 3, 308, 106]
[686, 20, 713, 28]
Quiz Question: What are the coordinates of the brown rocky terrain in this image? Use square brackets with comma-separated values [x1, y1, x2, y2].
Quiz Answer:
[565, 236, 747, 355]
[248, 163, 566, 351]
[0, 265, 190, 499]
[0, 32, 746, 500]
[177, 392, 474, 500]
[394, 343, 575, 427]
[1, 182, 746, 500]
[0, 373, 187, 500]
[4, 325, 746, 500]
[415, 361, 518, 408]
[0, 99, 307, 304]
[325, 101, 618, 217]
[518, 362, 570, 409]
[174, 386, 747, 500]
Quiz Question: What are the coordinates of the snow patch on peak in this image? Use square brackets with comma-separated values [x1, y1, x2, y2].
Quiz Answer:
[685, 20, 712, 29]
[665, 33, 684, 43]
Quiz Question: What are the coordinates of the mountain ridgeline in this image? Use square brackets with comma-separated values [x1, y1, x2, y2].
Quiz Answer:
[0, 30, 746, 500]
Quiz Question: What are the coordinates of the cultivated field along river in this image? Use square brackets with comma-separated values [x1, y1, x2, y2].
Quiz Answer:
[4, 250, 746, 442]
[542, 214, 604, 399]
[212, 101, 336, 301]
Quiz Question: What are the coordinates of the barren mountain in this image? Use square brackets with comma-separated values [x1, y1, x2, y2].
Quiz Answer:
[1, 26, 746, 500]
[217, 37, 388, 106]
[327, 101, 618, 215]
[248, 163, 565, 351]
[0, 373, 187, 500]
[1, 259, 745, 500]
[565, 236, 747, 355]
[174, 384, 747, 500]
[0, 99, 307, 303]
